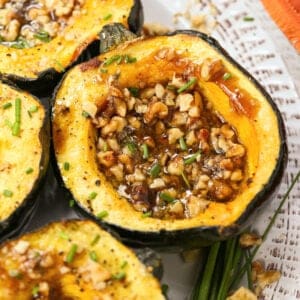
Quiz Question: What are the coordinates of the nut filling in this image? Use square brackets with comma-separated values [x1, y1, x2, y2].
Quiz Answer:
[0, 0, 85, 48]
[95, 77, 247, 219]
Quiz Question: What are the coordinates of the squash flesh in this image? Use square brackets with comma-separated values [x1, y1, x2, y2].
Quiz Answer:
[0, 220, 164, 299]
[0, 83, 46, 222]
[53, 34, 283, 232]
[0, 0, 137, 79]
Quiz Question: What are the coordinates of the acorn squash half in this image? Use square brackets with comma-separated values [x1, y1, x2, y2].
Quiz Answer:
[52, 31, 287, 249]
[0, 81, 49, 240]
[0, 0, 143, 91]
[0, 219, 164, 299]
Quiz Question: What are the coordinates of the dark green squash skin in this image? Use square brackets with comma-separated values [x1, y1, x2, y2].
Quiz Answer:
[53, 30, 287, 251]
[0, 0, 143, 94]
[0, 82, 50, 243]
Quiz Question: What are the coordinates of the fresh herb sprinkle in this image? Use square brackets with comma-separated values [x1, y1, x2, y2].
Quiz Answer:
[3, 189, 13, 197]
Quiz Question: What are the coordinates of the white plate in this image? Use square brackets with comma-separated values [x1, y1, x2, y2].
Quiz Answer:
[142, 0, 300, 299]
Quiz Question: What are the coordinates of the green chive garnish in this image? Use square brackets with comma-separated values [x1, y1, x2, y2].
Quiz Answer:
[124, 55, 137, 63]
[66, 244, 78, 263]
[243, 16, 254, 21]
[59, 231, 69, 240]
[88, 192, 97, 200]
[3, 189, 13, 197]
[141, 211, 152, 218]
[149, 163, 161, 178]
[2, 102, 12, 109]
[12, 98, 21, 136]
[69, 199, 75, 207]
[121, 261, 128, 268]
[126, 141, 137, 154]
[112, 271, 126, 280]
[82, 110, 90, 118]
[28, 105, 38, 113]
[26, 167, 33, 174]
[128, 87, 139, 97]
[54, 59, 65, 72]
[141, 143, 149, 159]
[103, 55, 121, 66]
[177, 77, 197, 93]
[103, 13, 112, 21]
[179, 136, 187, 151]
[89, 251, 98, 262]
[181, 171, 191, 189]
[32, 285, 39, 297]
[34, 30, 51, 42]
[8, 269, 22, 279]
[11, 38, 29, 49]
[184, 151, 201, 165]
[90, 234, 100, 246]
[223, 72, 232, 80]
[160, 192, 175, 203]
[97, 210, 109, 219]
[64, 162, 70, 171]
[100, 68, 108, 73]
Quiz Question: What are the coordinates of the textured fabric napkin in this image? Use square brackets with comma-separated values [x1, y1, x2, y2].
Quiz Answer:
[261, 0, 300, 51]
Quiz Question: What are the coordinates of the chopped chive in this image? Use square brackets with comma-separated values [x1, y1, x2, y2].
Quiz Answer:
[63, 162, 70, 171]
[11, 38, 29, 49]
[26, 167, 34, 174]
[54, 59, 65, 72]
[82, 110, 90, 118]
[128, 87, 139, 97]
[27, 111, 32, 118]
[69, 199, 75, 207]
[160, 192, 175, 203]
[179, 136, 187, 151]
[161, 284, 169, 296]
[103, 55, 121, 66]
[112, 271, 126, 280]
[141, 143, 149, 159]
[141, 211, 152, 218]
[100, 68, 108, 73]
[59, 231, 69, 240]
[116, 55, 123, 64]
[2, 102, 12, 109]
[34, 29, 51, 42]
[223, 72, 232, 80]
[103, 13, 112, 21]
[3, 189, 13, 197]
[88, 192, 97, 200]
[66, 244, 78, 263]
[124, 55, 137, 63]
[89, 251, 98, 262]
[121, 261, 128, 268]
[243, 16, 254, 21]
[28, 105, 38, 113]
[184, 151, 201, 165]
[97, 210, 109, 219]
[126, 141, 137, 154]
[32, 285, 39, 297]
[181, 171, 191, 189]
[177, 77, 197, 93]
[12, 98, 21, 136]
[90, 234, 100, 246]
[149, 163, 161, 178]
[8, 269, 22, 279]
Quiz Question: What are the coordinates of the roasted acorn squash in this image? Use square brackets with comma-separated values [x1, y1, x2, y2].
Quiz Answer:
[0, 219, 164, 299]
[52, 31, 287, 249]
[0, 81, 49, 239]
[0, 0, 142, 91]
